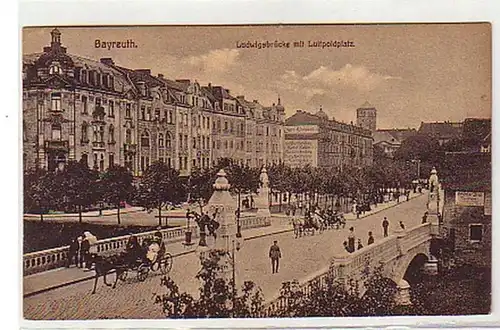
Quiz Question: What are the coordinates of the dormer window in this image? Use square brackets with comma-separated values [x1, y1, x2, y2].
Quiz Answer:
[49, 62, 62, 75]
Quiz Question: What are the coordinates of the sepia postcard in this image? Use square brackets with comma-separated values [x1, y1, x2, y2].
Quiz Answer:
[21, 23, 492, 324]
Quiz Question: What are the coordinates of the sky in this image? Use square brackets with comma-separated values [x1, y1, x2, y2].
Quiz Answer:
[23, 24, 491, 129]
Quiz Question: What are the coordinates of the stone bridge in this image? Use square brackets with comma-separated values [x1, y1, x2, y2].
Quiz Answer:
[263, 221, 440, 314]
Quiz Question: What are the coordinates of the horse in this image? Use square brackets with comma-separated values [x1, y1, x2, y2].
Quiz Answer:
[91, 254, 128, 294]
[302, 212, 320, 236]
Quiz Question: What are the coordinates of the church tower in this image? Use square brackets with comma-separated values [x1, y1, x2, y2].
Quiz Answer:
[356, 101, 377, 132]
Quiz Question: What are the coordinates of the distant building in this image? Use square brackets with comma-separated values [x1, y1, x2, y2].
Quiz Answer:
[418, 121, 463, 146]
[461, 118, 491, 153]
[372, 131, 401, 158]
[372, 128, 417, 158]
[356, 101, 377, 132]
[441, 151, 491, 267]
[284, 108, 373, 170]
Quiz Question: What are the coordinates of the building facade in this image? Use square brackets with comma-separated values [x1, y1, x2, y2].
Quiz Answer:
[284, 109, 373, 170]
[441, 151, 491, 267]
[23, 28, 285, 176]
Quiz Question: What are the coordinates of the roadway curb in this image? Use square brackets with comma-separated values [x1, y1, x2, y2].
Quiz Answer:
[345, 193, 424, 222]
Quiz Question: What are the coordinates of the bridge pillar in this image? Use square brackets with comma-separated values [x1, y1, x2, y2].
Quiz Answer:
[423, 255, 439, 276]
[394, 279, 412, 306]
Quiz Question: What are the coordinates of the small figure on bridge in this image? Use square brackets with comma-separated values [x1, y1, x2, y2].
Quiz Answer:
[382, 217, 389, 237]
[367, 231, 374, 245]
[269, 240, 282, 274]
[422, 211, 428, 224]
[343, 241, 352, 253]
[348, 227, 355, 252]
[357, 239, 364, 250]
[399, 221, 406, 230]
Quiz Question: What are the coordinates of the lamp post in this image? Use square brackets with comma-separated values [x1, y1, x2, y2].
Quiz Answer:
[228, 234, 244, 317]
[411, 159, 421, 181]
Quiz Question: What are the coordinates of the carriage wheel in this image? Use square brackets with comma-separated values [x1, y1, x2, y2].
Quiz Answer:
[160, 253, 173, 274]
[118, 269, 128, 281]
[137, 264, 149, 282]
[150, 260, 160, 272]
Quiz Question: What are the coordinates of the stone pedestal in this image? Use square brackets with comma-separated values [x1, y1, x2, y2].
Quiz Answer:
[423, 256, 439, 276]
[256, 166, 271, 220]
[394, 279, 412, 306]
[204, 169, 238, 280]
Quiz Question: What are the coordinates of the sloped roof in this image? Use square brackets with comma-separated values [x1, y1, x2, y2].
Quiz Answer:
[359, 101, 375, 109]
[377, 128, 418, 143]
[373, 131, 401, 146]
[418, 122, 462, 138]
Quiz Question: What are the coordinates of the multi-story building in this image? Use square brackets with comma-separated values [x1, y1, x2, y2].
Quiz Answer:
[22, 28, 286, 176]
[236, 96, 285, 167]
[441, 151, 491, 267]
[284, 108, 373, 170]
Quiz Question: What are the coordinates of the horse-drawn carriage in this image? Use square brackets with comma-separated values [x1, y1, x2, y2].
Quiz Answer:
[91, 234, 173, 294]
[292, 207, 346, 238]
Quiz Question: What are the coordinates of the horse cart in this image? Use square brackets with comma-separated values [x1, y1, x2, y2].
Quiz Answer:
[91, 238, 173, 294]
[117, 240, 173, 282]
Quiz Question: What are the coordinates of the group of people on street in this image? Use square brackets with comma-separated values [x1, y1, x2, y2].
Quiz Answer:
[67, 231, 98, 270]
[343, 227, 375, 253]
[343, 216, 407, 254]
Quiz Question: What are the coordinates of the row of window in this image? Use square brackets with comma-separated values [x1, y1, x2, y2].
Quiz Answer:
[76, 69, 115, 90]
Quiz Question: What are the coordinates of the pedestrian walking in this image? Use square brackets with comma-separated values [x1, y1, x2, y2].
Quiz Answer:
[269, 240, 282, 274]
[343, 241, 351, 253]
[399, 221, 405, 230]
[81, 234, 91, 270]
[357, 239, 364, 250]
[367, 231, 375, 245]
[422, 211, 428, 224]
[83, 231, 98, 270]
[66, 236, 80, 268]
[382, 217, 389, 237]
[347, 227, 355, 253]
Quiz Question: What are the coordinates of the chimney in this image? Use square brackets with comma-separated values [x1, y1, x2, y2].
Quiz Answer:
[135, 69, 151, 75]
[237, 95, 245, 100]
[225, 89, 230, 94]
[100, 58, 115, 66]
[208, 83, 212, 89]
[158, 74, 164, 79]
[253, 100, 258, 103]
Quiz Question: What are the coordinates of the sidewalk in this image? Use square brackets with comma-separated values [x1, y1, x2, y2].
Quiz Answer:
[23, 219, 292, 297]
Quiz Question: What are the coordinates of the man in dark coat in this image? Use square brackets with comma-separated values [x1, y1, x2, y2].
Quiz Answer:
[382, 217, 389, 237]
[347, 227, 356, 252]
[367, 231, 375, 245]
[81, 235, 91, 270]
[269, 240, 282, 274]
[67, 236, 80, 268]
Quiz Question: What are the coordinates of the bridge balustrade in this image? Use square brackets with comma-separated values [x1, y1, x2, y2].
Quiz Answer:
[262, 222, 433, 316]
[23, 215, 272, 276]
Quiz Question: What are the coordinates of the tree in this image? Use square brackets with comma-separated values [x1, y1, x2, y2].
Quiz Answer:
[59, 160, 98, 223]
[101, 165, 135, 224]
[137, 161, 183, 227]
[155, 249, 264, 318]
[23, 168, 57, 221]
[187, 166, 218, 204]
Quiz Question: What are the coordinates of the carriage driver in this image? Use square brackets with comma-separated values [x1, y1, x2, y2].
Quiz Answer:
[150, 228, 166, 263]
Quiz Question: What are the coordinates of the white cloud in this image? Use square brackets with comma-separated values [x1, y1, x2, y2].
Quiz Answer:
[183, 48, 241, 74]
[303, 64, 401, 92]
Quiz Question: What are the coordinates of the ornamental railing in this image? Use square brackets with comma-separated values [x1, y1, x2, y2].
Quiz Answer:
[23, 215, 271, 276]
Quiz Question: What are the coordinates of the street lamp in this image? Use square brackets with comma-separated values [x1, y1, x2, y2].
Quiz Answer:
[228, 234, 244, 317]
[411, 159, 421, 181]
